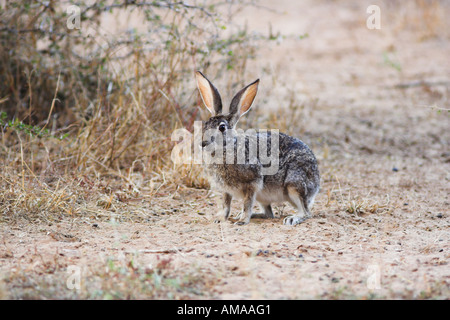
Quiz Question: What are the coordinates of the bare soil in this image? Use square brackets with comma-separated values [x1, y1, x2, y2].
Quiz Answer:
[1, 0, 449, 299]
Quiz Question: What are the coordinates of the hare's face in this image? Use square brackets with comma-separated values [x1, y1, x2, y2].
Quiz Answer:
[201, 115, 233, 149]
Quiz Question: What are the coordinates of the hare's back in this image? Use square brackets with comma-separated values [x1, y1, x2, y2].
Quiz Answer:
[260, 131, 319, 185]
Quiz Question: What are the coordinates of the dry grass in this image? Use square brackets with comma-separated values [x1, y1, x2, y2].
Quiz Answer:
[4, 251, 213, 299]
[343, 194, 392, 216]
[0, 0, 267, 223]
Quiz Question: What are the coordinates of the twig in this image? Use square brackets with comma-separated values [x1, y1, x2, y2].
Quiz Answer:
[39, 72, 61, 136]
[393, 80, 449, 89]
[124, 248, 184, 254]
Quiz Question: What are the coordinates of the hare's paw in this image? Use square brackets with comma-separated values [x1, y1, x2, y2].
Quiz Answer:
[234, 220, 250, 226]
[233, 211, 251, 225]
[283, 215, 307, 226]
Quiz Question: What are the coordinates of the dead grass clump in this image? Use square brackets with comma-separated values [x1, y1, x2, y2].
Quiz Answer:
[0, 164, 152, 223]
[345, 197, 387, 216]
[343, 194, 393, 216]
[0, 170, 77, 223]
[169, 163, 210, 190]
[0, 1, 269, 221]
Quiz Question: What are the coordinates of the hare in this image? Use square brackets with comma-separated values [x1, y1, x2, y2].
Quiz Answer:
[195, 71, 320, 225]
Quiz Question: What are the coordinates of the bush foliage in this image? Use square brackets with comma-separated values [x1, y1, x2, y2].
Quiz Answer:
[0, 0, 260, 177]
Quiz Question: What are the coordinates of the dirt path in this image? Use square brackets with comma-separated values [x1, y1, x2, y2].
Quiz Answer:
[0, 180, 448, 299]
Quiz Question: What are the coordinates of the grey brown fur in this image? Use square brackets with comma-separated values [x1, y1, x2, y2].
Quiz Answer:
[196, 71, 320, 225]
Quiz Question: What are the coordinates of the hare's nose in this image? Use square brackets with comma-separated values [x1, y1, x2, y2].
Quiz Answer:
[201, 141, 209, 148]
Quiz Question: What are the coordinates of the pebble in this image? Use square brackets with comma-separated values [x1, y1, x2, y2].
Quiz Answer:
[331, 277, 340, 283]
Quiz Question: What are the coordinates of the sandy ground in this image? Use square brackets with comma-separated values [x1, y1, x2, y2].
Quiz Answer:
[1, 0, 449, 299]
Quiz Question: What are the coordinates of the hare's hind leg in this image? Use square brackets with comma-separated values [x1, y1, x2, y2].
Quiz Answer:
[261, 204, 275, 219]
[251, 203, 274, 219]
[214, 192, 232, 223]
[283, 186, 310, 226]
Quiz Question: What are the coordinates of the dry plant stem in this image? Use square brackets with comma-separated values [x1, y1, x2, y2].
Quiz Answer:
[44, 72, 61, 133]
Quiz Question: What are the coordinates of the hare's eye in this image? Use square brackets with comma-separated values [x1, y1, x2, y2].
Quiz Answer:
[218, 123, 226, 133]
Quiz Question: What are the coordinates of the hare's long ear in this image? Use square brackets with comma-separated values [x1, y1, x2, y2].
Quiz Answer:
[229, 79, 259, 126]
[195, 71, 223, 115]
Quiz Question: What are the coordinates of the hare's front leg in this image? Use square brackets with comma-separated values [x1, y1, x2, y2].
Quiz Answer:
[214, 192, 232, 223]
[235, 189, 256, 225]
